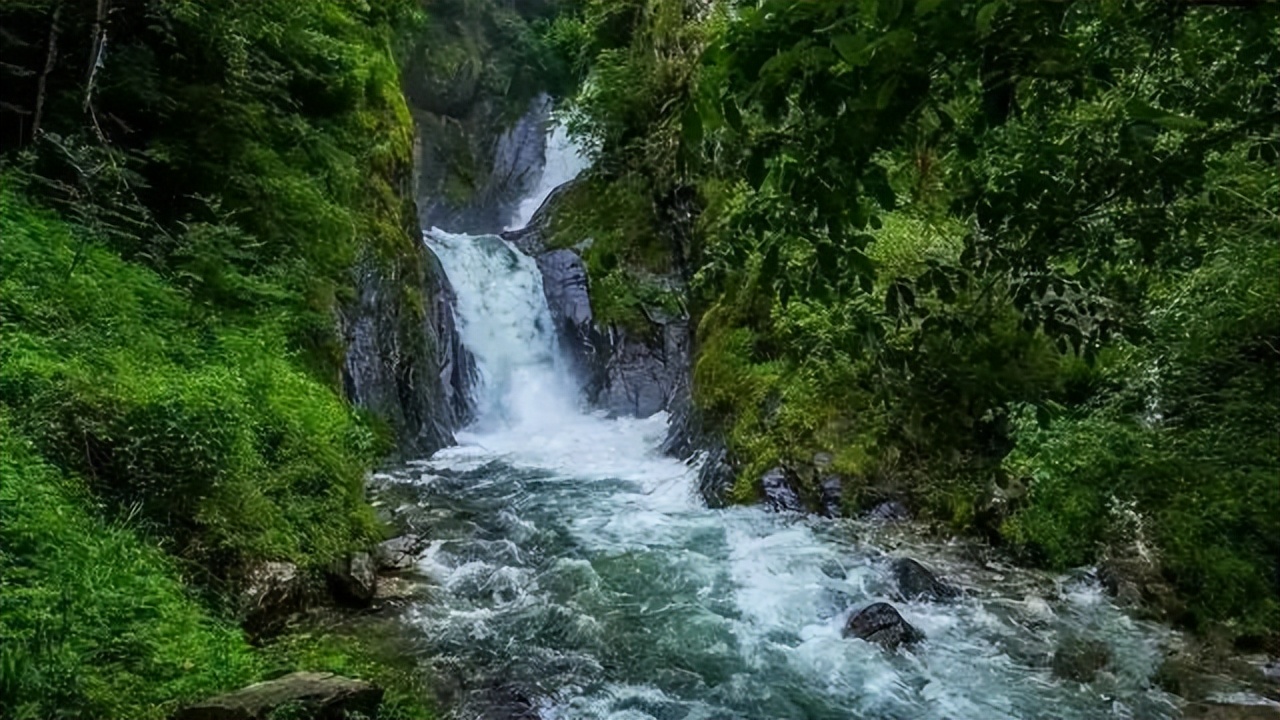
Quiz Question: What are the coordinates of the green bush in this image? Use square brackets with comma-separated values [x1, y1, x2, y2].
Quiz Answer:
[1003, 232, 1280, 634]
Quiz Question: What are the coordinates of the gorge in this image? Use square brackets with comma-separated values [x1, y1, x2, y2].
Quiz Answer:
[1, 1, 1276, 719]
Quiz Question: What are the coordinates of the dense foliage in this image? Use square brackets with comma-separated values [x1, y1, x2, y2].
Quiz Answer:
[548, 0, 1279, 639]
[0, 0, 439, 716]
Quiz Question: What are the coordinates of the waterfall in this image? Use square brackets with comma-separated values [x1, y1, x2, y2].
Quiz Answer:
[506, 123, 590, 232]
[398, 118, 1188, 720]
[425, 230, 578, 429]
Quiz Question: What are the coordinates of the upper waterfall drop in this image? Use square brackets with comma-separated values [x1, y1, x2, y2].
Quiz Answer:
[506, 122, 590, 232]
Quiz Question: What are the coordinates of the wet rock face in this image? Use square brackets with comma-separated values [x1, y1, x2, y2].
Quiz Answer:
[1051, 637, 1112, 683]
[374, 534, 427, 573]
[819, 475, 844, 517]
[695, 445, 738, 508]
[843, 602, 926, 649]
[661, 393, 738, 507]
[520, 246, 689, 419]
[595, 321, 689, 418]
[414, 90, 552, 234]
[761, 467, 804, 513]
[428, 249, 479, 430]
[535, 248, 607, 390]
[342, 248, 469, 458]
[175, 672, 383, 720]
[892, 558, 960, 602]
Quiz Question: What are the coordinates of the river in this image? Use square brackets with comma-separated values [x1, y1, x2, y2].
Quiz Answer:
[375, 125, 1186, 720]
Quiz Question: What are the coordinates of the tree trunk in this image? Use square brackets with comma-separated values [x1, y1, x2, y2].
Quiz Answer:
[32, 1, 63, 141]
[83, 0, 108, 113]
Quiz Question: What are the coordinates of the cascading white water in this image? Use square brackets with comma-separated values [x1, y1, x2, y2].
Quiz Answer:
[398, 120, 1190, 719]
[506, 123, 590, 231]
[425, 229, 577, 429]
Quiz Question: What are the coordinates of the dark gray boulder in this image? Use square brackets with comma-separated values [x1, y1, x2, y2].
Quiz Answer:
[537, 250, 594, 328]
[241, 562, 314, 638]
[175, 672, 383, 720]
[892, 558, 960, 602]
[1051, 637, 1112, 683]
[843, 602, 926, 649]
[819, 475, 844, 517]
[327, 552, 377, 607]
[596, 323, 688, 418]
[761, 467, 803, 513]
[535, 248, 608, 390]
[866, 500, 911, 522]
[374, 535, 427, 573]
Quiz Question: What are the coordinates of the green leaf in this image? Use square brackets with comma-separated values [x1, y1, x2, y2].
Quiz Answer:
[847, 244, 877, 282]
[1125, 100, 1206, 131]
[722, 96, 744, 133]
[832, 34, 869, 66]
[914, 0, 945, 16]
[878, 0, 904, 25]
[976, 2, 1000, 35]
[875, 75, 901, 110]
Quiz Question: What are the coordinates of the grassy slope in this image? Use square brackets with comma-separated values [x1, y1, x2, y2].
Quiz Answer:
[0, 189, 438, 719]
[0, 0, 447, 715]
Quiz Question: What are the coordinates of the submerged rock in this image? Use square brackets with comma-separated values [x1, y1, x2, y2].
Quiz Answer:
[1182, 702, 1280, 720]
[892, 558, 960, 602]
[327, 552, 377, 607]
[1051, 637, 1112, 683]
[175, 671, 383, 720]
[761, 467, 803, 513]
[843, 602, 926, 649]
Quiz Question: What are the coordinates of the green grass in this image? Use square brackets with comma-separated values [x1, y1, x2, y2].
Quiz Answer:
[0, 190, 382, 575]
[263, 629, 438, 720]
[0, 420, 437, 719]
[0, 418, 261, 719]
